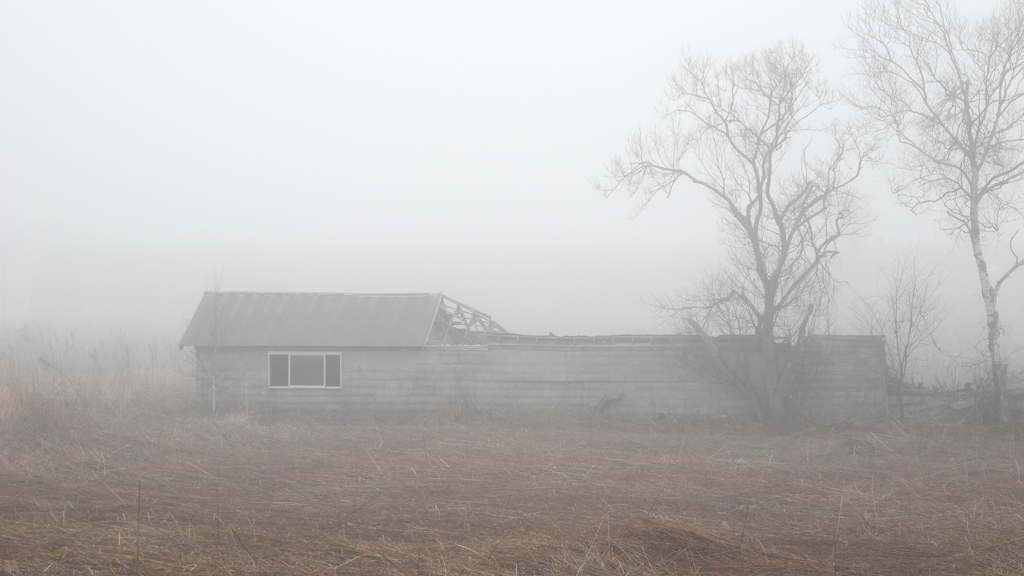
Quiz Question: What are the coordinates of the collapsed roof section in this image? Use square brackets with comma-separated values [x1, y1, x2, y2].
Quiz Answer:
[483, 333, 697, 346]
[426, 295, 507, 345]
[178, 291, 507, 349]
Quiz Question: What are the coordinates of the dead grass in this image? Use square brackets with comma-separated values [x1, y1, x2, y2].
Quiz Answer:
[3, 402, 1024, 575]
[3, 328, 1024, 574]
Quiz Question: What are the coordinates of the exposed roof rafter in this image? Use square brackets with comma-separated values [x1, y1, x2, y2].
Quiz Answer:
[426, 295, 507, 345]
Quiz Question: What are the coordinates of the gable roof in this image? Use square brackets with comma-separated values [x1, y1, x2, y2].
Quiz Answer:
[179, 292, 443, 348]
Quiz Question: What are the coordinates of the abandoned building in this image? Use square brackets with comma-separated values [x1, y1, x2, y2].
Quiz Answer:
[179, 291, 888, 421]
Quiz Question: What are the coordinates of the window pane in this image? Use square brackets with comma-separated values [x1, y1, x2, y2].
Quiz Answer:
[325, 354, 341, 387]
[290, 355, 324, 387]
[269, 354, 289, 387]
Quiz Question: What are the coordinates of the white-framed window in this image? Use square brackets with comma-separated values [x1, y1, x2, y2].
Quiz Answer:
[268, 353, 342, 388]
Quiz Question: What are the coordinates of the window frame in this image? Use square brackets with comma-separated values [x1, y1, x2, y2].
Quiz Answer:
[267, 352, 343, 389]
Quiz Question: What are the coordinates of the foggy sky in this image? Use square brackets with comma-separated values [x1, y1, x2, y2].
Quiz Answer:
[0, 1, 1020, 369]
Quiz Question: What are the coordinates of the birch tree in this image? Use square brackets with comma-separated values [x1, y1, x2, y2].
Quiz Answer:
[600, 41, 874, 420]
[846, 0, 1024, 421]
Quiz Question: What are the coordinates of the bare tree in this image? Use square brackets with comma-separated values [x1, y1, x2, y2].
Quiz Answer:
[183, 276, 256, 413]
[600, 41, 874, 420]
[852, 249, 950, 387]
[184, 277, 229, 412]
[653, 270, 759, 336]
[845, 0, 1024, 421]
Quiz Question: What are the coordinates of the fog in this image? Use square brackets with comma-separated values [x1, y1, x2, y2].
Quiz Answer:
[1, 1, 1020, 369]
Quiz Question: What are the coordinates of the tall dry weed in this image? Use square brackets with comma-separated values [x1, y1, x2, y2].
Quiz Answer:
[0, 326, 195, 443]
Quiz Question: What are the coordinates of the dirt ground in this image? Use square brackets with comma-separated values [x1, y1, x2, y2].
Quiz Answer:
[2, 408, 1024, 575]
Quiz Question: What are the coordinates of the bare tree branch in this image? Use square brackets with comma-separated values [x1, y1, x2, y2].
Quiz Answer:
[845, 0, 1024, 421]
[600, 41, 875, 420]
[852, 248, 951, 385]
[993, 229, 1024, 300]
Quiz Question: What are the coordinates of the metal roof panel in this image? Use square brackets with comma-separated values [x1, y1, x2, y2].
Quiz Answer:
[178, 292, 443, 348]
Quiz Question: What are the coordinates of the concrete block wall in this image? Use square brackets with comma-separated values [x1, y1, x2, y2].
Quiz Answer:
[195, 335, 887, 422]
[798, 336, 888, 422]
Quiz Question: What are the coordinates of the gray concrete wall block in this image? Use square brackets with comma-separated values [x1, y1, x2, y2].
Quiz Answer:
[196, 339, 886, 421]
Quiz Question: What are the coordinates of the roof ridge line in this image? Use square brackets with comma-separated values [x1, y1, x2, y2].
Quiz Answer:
[201, 291, 440, 296]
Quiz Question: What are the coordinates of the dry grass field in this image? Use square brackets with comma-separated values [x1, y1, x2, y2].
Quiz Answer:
[4, 404, 1024, 575]
[2, 329, 1024, 575]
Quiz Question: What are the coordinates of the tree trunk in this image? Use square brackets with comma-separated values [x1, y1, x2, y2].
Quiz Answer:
[758, 312, 786, 421]
[969, 224, 1006, 423]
